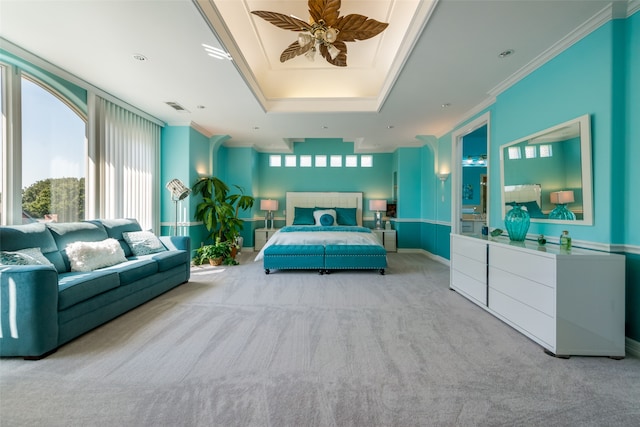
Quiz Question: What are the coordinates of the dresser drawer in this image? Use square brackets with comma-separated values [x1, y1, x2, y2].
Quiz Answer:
[489, 266, 555, 317]
[489, 245, 555, 286]
[452, 236, 487, 264]
[489, 288, 556, 349]
[452, 268, 486, 305]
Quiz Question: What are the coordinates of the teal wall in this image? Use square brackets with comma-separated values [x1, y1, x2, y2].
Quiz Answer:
[0, 50, 88, 114]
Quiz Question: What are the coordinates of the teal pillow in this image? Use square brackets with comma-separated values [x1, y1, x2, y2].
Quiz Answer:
[320, 214, 334, 226]
[292, 207, 315, 225]
[335, 207, 357, 226]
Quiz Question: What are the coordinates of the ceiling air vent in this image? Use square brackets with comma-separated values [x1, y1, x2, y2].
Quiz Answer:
[165, 101, 190, 113]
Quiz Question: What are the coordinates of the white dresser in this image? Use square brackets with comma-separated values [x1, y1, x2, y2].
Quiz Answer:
[450, 233, 625, 358]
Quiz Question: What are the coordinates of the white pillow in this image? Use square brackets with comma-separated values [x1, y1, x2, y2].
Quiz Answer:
[122, 230, 166, 256]
[0, 247, 53, 266]
[65, 238, 127, 272]
[313, 209, 336, 225]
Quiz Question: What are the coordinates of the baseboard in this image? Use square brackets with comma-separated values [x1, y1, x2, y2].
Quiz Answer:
[626, 337, 640, 358]
[398, 248, 450, 266]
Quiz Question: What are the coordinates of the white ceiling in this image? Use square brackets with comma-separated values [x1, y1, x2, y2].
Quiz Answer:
[0, 0, 630, 153]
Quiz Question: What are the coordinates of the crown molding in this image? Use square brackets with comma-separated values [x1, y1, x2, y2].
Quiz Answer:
[488, 3, 614, 98]
[627, 0, 640, 16]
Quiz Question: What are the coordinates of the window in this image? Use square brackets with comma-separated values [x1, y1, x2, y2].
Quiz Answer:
[300, 155, 312, 167]
[361, 155, 373, 167]
[540, 144, 553, 158]
[508, 147, 521, 160]
[269, 155, 282, 167]
[315, 155, 327, 167]
[345, 155, 358, 167]
[330, 155, 342, 167]
[284, 155, 297, 167]
[525, 146, 537, 159]
[21, 75, 86, 223]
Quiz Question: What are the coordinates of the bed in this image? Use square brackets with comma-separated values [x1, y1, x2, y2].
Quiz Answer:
[255, 192, 387, 275]
[504, 184, 547, 218]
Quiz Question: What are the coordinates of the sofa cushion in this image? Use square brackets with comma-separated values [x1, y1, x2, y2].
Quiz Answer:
[101, 259, 158, 286]
[65, 238, 128, 272]
[0, 222, 66, 272]
[91, 218, 143, 257]
[122, 231, 166, 256]
[149, 250, 189, 272]
[58, 270, 121, 310]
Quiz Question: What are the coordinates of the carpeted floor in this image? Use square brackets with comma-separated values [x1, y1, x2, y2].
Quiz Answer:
[1, 252, 639, 427]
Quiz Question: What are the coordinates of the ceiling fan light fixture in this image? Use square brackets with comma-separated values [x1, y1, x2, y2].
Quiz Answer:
[251, 0, 388, 67]
[324, 27, 339, 44]
[305, 48, 316, 61]
[298, 33, 313, 47]
[328, 44, 340, 60]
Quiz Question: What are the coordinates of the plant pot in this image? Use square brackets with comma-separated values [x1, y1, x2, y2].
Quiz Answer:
[209, 257, 224, 266]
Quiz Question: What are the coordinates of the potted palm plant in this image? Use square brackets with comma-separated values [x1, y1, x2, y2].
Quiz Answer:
[192, 176, 255, 251]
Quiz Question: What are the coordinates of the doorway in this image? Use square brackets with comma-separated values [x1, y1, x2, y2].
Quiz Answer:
[450, 112, 491, 235]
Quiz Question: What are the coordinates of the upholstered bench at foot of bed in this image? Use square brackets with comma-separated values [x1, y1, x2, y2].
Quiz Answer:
[324, 244, 387, 275]
[263, 245, 325, 274]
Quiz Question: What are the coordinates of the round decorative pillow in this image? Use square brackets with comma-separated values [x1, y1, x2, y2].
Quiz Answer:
[320, 213, 334, 226]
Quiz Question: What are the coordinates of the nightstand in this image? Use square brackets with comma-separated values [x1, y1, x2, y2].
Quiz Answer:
[254, 228, 279, 251]
[372, 229, 397, 252]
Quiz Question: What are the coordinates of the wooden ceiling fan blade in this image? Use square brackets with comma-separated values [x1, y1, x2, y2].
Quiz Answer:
[280, 41, 313, 63]
[308, 0, 341, 27]
[336, 14, 389, 42]
[251, 10, 312, 32]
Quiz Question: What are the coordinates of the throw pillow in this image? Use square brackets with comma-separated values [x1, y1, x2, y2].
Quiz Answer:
[292, 207, 316, 225]
[0, 247, 53, 266]
[313, 209, 336, 225]
[319, 213, 334, 226]
[65, 238, 127, 272]
[335, 207, 358, 226]
[122, 231, 166, 256]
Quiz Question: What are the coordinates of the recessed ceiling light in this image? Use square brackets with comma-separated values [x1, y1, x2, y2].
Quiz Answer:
[441, 103, 451, 108]
[387, 125, 394, 129]
[132, 54, 148, 61]
[253, 126, 260, 130]
[197, 105, 205, 109]
[498, 49, 515, 58]
[321, 125, 329, 129]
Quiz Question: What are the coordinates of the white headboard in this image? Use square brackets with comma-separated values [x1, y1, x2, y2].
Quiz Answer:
[504, 184, 542, 206]
[285, 192, 363, 226]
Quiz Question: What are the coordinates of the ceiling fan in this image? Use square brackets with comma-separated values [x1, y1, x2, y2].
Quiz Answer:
[251, 0, 389, 67]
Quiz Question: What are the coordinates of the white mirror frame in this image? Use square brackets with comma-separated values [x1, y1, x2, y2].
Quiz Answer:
[499, 114, 593, 225]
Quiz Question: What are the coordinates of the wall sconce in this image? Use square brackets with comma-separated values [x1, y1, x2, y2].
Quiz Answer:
[549, 190, 576, 220]
[260, 199, 278, 228]
[438, 172, 450, 182]
[369, 199, 387, 229]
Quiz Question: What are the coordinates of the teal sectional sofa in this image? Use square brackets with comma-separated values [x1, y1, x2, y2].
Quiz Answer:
[0, 218, 190, 359]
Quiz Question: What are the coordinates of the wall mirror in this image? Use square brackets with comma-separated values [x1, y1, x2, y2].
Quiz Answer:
[500, 114, 593, 225]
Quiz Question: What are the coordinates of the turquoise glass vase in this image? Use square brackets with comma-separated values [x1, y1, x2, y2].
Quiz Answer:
[548, 204, 576, 220]
[504, 204, 530, 241]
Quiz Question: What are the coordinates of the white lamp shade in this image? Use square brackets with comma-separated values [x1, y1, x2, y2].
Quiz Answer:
[369, 199, 387, 211]
[166, 179, 191, 200]
[550, 190, 574, 204]
[260, 199, 278, 211]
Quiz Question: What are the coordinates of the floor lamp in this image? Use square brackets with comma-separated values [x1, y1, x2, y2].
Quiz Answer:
[166, 179, 191, 236]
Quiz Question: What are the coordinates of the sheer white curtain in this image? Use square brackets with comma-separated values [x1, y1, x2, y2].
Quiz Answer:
[88, 94, 161, 232]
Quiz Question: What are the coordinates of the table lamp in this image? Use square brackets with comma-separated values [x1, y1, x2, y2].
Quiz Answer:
[260, 199, 278, 228]
[369, 199, 387, 229]
[549, 190, 576, 220]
